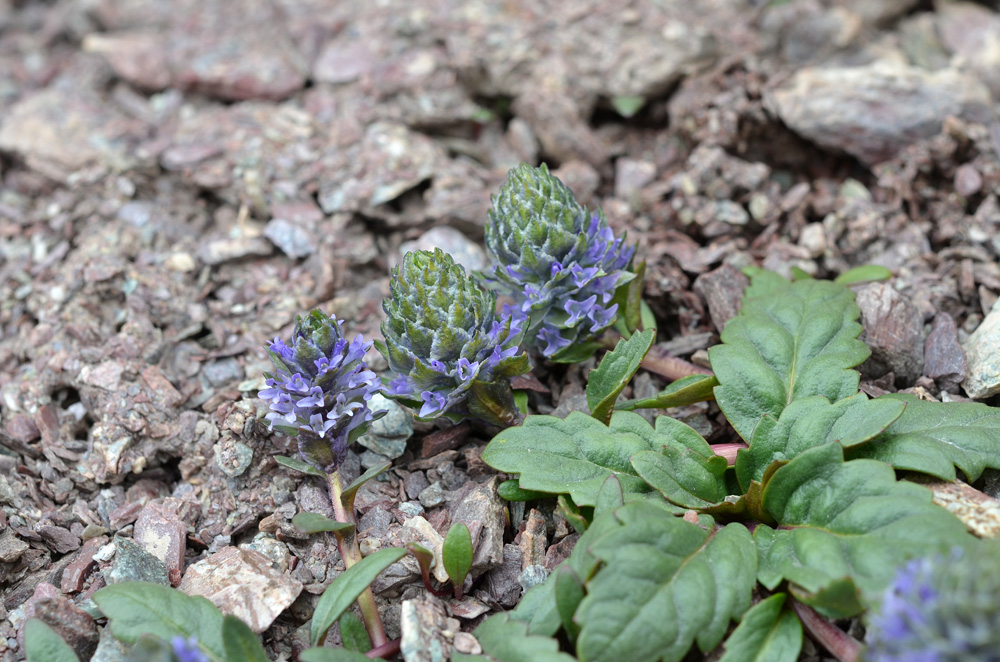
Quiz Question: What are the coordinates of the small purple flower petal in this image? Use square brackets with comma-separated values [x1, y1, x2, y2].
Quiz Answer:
[419, 390, 448, 418]
[172, 636, 209, 662]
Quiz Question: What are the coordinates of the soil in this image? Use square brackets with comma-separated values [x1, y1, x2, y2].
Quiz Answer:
[2, 0, 1000, 661]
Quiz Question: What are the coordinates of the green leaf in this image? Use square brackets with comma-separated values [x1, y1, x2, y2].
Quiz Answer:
[293, 512, 355, 535]
[452, 613, 578, 662]
[834, 265, 892, 286]
[717, 594, 802, 662]
[734, 393, 906, 491]
[630, 448, 728, 509]
[558, 495, 588, 534]
[275, 455, 325, 477]
[510, 580, 562, 637]
[554, 565, 585, 643]
[549, 340, 605, 364]
[514, 390, 529, 416]
[222, 615, 268, 662]
[468, 378, 523, 427]
[639, 299, 657, 334]
[755, 443, 973, 615]
[339, 612, 372, 653]
[484, 411, 701, 507]
[341, 461, 392, 508]
[24, 619, 79, 662]
[93, 582, 224, 661]
[788, 577, 864, 620]
[587, 329, 655, 423]
[497, 479, 551, 502]
[611, 95, 646, 118]
[789, 266, 812, 281]
[575, 502, 757, 662]
[616, 374, 719, 411]
[709, 269, 870, 442]
[311, 548, 407, 646]
[847, 393, 1000, 481]
[593, 474, 625, 517]
[300, 648, 372, 662]
[443, 523, 474, 590]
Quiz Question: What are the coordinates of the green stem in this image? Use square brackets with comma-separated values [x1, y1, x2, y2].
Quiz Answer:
[326, 470, 388, 648]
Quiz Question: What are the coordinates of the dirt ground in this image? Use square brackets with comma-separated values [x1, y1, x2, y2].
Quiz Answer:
[2, 0, 1000, 660]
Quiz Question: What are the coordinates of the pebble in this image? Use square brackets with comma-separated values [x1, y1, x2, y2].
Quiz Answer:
[398, 227, 486, 273]
[202, 358, 245, 387]
[357, 394, 413, 460]
[767, 60, 993, 166]
[923, 313, 967, 392]
[214, 437, 254, 478]
[178, 546, 302, 633]
[104, 536, 169, 586]
[452, 632, 482, 655]
[614, 158, 657, 200]
[962, 300, 1000, 399]
[240, 533, 292, 573]
[402, 516, 448, 583]
[418, 482, 446, 509]
[264, 218, 315, 259]
[134, 501, 188, 586]
[400, 595, 451, 662]
[517, 564, 549, 592]
[0, 529, 29, 563]
[37, 525, 81, 554]
[693, 263, 750, 335]
[61, 536, 108, 594]
[856, 282, 925, 384]
[198, 236, 274, 266]
[452, 477, 505, 577]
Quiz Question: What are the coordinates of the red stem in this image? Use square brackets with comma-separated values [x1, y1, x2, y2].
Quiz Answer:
[366, 638, 401, 659]
[640, 347, 713, 381]
[711, 442, 747, 466]
[790, 598, 861, 662]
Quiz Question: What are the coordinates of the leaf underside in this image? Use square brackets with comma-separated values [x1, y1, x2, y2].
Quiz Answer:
[709, 269, 870, 443]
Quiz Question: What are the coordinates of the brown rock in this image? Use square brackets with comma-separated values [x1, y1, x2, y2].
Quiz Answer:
[37, 525, 81, 554]
[856, 282, 925, 384]
[4, 414, 39, 444]
[0, 528, 29, 563]
[141, 365, 184, 408]
[134, 500, 188, 586]
[179, 546, 302, 633]
[451, 477, 505, 578]
[61, 536, 109, 594]
[420, 423, 471, 459]
[33, 595, 99, 661]
[16, 582, 60, 650]
[923, 313, 967, 392]
[693, 263, 750, 334]
[519, 509, 547, 569]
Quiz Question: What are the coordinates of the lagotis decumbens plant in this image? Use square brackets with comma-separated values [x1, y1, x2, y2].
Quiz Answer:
[865, 543, 1000, 662]
[259, 309, 382, 472]
[483, 163, 636, 361]
[467, 267, 1000, 662]
[379, 248, 530, 425]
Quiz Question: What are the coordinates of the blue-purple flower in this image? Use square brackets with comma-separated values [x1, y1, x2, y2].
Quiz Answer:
[260, 310, 383, 472]
[483, 163, 635, 361]
[865, 545, 1000, 662]
[379, 249, 530, 425]
[171, 636, 209, 662]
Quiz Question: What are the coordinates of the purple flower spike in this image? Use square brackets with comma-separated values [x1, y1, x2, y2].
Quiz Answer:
[259, 310, 383, 473]
[484, 163, 636, 360]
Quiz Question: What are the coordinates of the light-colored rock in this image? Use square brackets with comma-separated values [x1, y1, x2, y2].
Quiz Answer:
[767, 60, 995, 166]
[398, 226, 486, 273]
[963, 300, 1000, 399]
[178, 546, 302, 633]
[856, 282, 924, 383]
[400, 595, 452, 662]
[357, 394, 414, 460]
[452, 477, 505, 577]
[402, 516, 448, 583]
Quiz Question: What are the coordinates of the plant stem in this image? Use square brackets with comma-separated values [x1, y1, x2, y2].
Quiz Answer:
[790, 598, 861, 662]
[366, 638, 401, 660]
[711, 442, 748, 466]
[327, 469, 388, 648]
[641, 346, 713, 381]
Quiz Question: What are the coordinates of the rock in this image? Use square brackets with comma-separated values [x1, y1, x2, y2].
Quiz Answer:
[418, 482, 445, 509]
[614, 158, 657, 199]
[134, 501, 188, 586]
[4, 414, 39, 445]
[451, 478, 505, 577]
[936, 2, 1000, 101]
[856, 283, 924, 384]
[89, 626, 133, 662]
[838, 0, 919, 25]
[214, 437, 254, 478]
[179, 546, 302, 633]
[693, 264, 750, 334]
[955, 164, 984, 198]
[519, 509, 547, 568]
[963, 300, 1000, 399]
[926, 480, 1000, 540]
[453, 632, 482, 655]
[482, 544, 522, 608]
[37, 525, 81, 554]
[402, 516, 447, 583]
[61, 536, 108, 594]
[420, 423, 471, 459]
[398, 226, 487, 273]
[923, 313, 967, 392]
[517, 564, 549, 592]
[33, 595, 99, 661]
[79, 361, 124, 391]
[0, 528, 29, 563]
[105, 536, 170, 585]
[198, 236, 274, 266]
[357, 394, 413, 460]
[400, 594, 452, 662]
[240, 534, 292, 573]
[767, 61, 995, 166]
[16, 583, 60, 651]
[202, 358, 244, 387]
[264, 218, 315, 259]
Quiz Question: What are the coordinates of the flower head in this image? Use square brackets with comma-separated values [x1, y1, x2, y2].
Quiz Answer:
[259, 310, 382, 472]
[380, 248, 529, 424]
[483, 163, 635, 361]
[865, 544, 1000, 662]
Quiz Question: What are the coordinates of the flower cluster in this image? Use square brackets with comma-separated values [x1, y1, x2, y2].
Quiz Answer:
[259, 310, 382, 472]
[379, 248, 530, 424]
[171, 636, 209, 662]
[865, 544, 1000, 661]
[483, 163, 635, 360]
